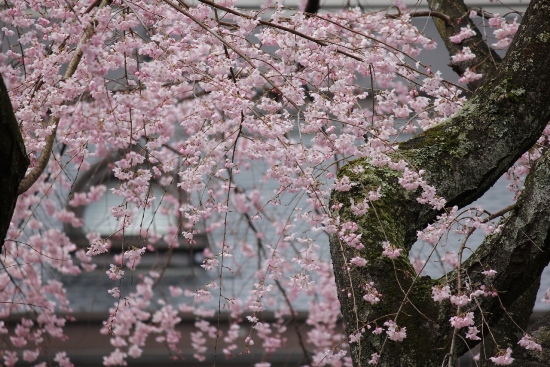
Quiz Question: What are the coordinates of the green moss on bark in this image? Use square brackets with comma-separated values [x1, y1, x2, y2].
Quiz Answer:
[330, 2, 550, 366]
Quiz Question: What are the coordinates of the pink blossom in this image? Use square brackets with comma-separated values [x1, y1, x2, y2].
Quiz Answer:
[0, 3, 536, 366]
[489, 15, 519, 49]
[368, 352, 380, 365]
[458, 68, 483, 84]
[482, 269, 498, 277]
[450, 312, 475, 329]
[128, 345, 143, 358]
[465, 326, 481, 340]
[489, 348, 514, 365]
[384, 320, 406, 342]
[349, 331, 362, 343]
[54, 352, 74, 367]
[23, 349, 39, 362]
[441, 252, 458, 268]
[382, 241, 401, 259]
[103, 348, 128, 366]
[106, 264, 124, 280]
[350, 257, 368, 267]
[3, 351, 17, 367]
[432, 285, 451, 302]
[489, 14, 505, 28]
[108, 287, 120, 298]
[350, 197, 369, 216]
[169, 286, 183, 297]
[451, 47, 476, 63]
[334, 176, 356, 191]
[363, 282, 381, 304]
[123, 247, 146, 270]
[450, 294, 470, 307]
[518, 334, 542, 352]
[450, 26, 476, 43]
[201, 257, 219, 271]
[86, 239, 109, 256]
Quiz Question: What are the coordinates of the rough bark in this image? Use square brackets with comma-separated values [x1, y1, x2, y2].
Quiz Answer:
[509, 311, 550, 366]
[478, 277, 540, 366]
[0, 74, 29, 252]
[330, 0, 550, 365]
[449, 150, 550, 357]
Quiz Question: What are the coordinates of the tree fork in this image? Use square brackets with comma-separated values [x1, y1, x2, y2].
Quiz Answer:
[330, 0, 550, 365]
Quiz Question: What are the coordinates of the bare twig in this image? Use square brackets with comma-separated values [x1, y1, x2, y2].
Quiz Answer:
[387, 11, 452, 26]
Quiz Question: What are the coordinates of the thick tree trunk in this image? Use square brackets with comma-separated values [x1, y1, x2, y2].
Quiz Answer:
[0, 74, 29, 252]
[330, 0, 550, 365]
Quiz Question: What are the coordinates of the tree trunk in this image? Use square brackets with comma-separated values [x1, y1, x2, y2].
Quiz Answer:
[330, 0, 550, 365]
[0, 74, 29, 252]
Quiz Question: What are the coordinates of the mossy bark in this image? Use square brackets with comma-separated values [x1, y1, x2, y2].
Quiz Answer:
[330, 1, 550, 366]
[0, 74, 29, 252]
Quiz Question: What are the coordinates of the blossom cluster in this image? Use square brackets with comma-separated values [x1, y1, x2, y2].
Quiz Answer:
[0, 0, 543, 366]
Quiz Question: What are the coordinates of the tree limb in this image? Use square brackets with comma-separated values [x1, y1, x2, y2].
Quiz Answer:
[330, 0, 550, 365]
[0, 75, 29, 252]
[446, 149, 550, 356]
[387, 11, 452, 26]
[427, 0, 502, 91]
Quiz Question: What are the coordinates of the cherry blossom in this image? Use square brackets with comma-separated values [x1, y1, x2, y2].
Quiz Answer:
[482, 269, 498, 277]
[489, 15, 520, 49]
[450, 312, 475, 329]
[384, 320, 407, 342]
[368, 352, 380, 365]
[432, 285, 451, 302]
[382, 241, 402, 259]
[449, 25, 476, 44]
[451, 47, 476, 63]
[349, 257, 368, 267]
[363, 282, 382, 304]
[489, 348, 514, 365]
[518, 334, 543, 352]
[465, 326, 481, 341]
[0, 0, 541, 366]
[449, 294, 470, 307]
[458, 68, 483, 84]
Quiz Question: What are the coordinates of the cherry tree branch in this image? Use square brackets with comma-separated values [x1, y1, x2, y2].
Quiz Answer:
[427, 0, 502, 91]
[17, 0, 111, 195]
[195, 0, 364, 61]
[387, 11, 452, 26]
